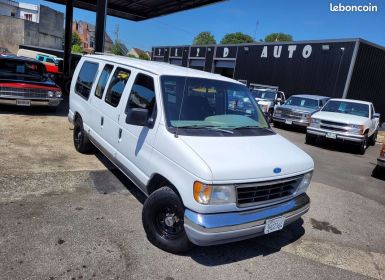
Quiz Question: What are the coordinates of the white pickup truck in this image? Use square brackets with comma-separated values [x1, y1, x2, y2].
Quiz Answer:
[306, 99, 380, 154]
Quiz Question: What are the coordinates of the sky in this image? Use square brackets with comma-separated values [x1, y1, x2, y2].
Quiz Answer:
[22, 0, 385, 51]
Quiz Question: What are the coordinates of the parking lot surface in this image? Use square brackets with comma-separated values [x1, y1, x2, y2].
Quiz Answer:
[0, 107, 384, 280]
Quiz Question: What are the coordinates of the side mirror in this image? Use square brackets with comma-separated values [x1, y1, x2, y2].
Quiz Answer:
[373, 113, 380, 119]
[126, 108, 149, 126]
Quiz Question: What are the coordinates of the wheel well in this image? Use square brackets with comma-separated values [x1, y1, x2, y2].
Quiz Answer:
[74, 112, 81, 122]
[147, 174, 181, 199]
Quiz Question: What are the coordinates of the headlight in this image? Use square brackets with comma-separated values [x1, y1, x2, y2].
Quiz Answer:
[309, 118, 321, 127]
[193, 181, 236, 205]
[260, 105, 268, 113]
[47, 91, 54, 98]
[296, 172, 313, 195]
[348, 124, 364, 135]
[55, 91, 62, 98]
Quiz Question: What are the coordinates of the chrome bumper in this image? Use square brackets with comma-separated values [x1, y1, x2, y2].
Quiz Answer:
[273, 116, 309, 127]
[378, 157, 385, 168]
[0, 97, 62, 107]
[184, 193, 310, 246]
[307, 127, 365, 143]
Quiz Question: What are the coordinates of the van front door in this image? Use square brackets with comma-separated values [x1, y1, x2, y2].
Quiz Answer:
[115, 72, 159, 190]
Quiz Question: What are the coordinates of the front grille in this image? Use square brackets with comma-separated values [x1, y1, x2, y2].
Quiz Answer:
[321, 120, 346, 127]
[320, 120, 349, 132]
[279, 109, 304, 120]
[320, 125, 347, 132]
[236, 176, 302, 207]
[0, 87, 49, 99]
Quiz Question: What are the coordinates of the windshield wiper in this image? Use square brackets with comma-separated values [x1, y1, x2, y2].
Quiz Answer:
[231, 125, 273, 131]
[174, 125, 234, 134]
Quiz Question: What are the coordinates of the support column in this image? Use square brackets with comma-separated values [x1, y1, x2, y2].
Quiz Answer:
[63, 0, 74, 76]
[95, 0, 108, 53]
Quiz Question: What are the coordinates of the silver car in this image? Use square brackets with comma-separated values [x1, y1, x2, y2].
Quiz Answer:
[273, 94, 330, 127]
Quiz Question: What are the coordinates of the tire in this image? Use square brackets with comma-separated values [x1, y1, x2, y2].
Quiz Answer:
[142, 186, 193, 254]
[273, 121, 281, 128]
[369, 131, 377, 146]
[305, 134, 316, 145]
[358, 134, 368, 155]
[73, 117, 93, 154]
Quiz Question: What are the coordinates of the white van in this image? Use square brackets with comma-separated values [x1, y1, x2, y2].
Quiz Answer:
[68, 54, 314, 253]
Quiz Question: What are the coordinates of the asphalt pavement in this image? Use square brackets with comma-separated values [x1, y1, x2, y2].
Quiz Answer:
[0, 109, 384, 280]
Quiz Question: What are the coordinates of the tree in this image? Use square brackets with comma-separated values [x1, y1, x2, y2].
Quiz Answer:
[72, 32, 82, 46]
[71, 44, 83, 53]
[111, 40, 126, 56]
[61, 31, 83, 50]
[263, 33, 293, 42]
[193, 32, 216, 45]
[138, 53, 150, 60]
[220, 32, 254, 44]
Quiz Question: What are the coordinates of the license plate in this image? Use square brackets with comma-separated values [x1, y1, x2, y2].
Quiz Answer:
[16, 99, 31, 106]
[264, 216, 285, 234]
[326, 132, 337, 139]
[285, 120, 292, 125]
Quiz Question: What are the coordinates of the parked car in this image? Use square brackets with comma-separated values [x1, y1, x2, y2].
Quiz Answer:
[0, 56, 62, 107]
[250, 88, 285, 122]
[17, 48, 61, 75]
[69, 55, 314, 253]
[306, 99, 380, 154]
[273, 95, 330, 128]
[377, 143, 385, 168]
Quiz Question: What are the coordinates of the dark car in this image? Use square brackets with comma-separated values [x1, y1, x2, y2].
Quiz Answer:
[0, 56, 62, 107]
[273, 94, 329, 127]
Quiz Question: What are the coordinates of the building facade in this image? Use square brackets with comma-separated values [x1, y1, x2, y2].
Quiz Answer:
[72, 20, 113, 53]
[0, 2, 63, 53]
[0, 0, 39, 22]
[152, 39, 385, 122]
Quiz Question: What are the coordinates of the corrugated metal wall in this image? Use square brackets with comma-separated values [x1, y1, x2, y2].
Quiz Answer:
[233, 42, 355, 99]
[348, 42, 385, 122]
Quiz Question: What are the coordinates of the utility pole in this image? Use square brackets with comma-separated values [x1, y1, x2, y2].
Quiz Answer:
[114, 24, 120, 41]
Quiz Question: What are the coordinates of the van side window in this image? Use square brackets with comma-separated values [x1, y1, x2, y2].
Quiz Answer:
[126, 73, 156, 116]
[75, 61, 99, 99]
[104, 67, 131, 107]
[95, 64, 113, 99]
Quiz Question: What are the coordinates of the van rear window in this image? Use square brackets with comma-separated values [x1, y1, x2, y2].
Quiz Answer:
[75, 61, 99, 99]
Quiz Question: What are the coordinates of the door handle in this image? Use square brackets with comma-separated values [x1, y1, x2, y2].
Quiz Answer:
[118, 128, 122, 141]
[101, 116, 104, 127]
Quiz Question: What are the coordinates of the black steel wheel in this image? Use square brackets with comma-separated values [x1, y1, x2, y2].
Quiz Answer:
[73, 117, 92, 154]
[142, 186, 192, 253]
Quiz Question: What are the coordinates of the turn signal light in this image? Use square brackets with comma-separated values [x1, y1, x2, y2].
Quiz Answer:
[193, 181, 212, 204]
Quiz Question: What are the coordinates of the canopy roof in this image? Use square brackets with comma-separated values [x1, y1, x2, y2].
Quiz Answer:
[47, 0, 223, 21]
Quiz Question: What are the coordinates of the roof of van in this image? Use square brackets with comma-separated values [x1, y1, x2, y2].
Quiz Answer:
[85, 54, 242, 84]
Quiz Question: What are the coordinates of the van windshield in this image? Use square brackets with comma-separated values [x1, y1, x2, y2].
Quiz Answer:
[160, 76, 270, 136]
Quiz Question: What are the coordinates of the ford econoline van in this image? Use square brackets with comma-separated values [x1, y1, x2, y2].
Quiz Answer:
[69, 54, 314, 253]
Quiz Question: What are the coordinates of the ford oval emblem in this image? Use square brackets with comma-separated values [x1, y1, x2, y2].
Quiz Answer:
[273, 168, 282, 174]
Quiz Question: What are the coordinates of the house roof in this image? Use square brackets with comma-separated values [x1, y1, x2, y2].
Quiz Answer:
[45, 0, 223, 21]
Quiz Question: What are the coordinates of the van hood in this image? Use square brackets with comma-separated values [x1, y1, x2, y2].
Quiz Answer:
[179, 133, 314, 182]
[312, 111, 367, 125]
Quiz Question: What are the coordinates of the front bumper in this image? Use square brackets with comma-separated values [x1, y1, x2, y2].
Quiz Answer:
[0, 97, 62, 107]
[307, 127, 365, 143]
[377, 157, 385, 168]
[273, 116, 309, 127]
[184, 193, 310, 246]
